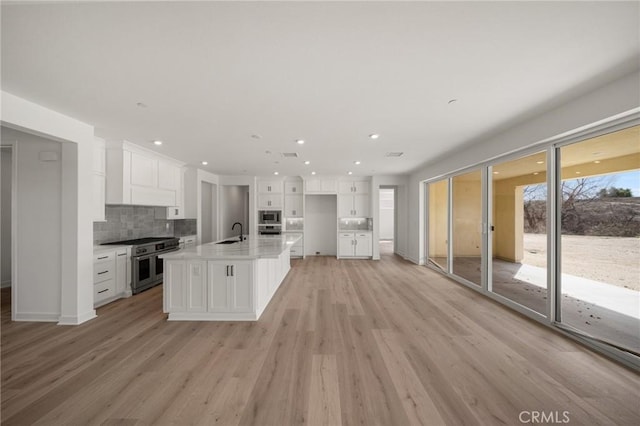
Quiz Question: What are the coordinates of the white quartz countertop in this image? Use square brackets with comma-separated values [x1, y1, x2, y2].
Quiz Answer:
[160, 234, 302, 260]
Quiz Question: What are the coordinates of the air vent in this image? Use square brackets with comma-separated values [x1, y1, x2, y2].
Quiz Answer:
[281, 152, 299, 158]
[385, 152, 404, 157]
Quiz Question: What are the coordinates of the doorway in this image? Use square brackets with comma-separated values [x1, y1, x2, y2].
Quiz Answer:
[200, 181, 218, 244]
[379, 187, 396, 255]
[220, 185, 249, 239]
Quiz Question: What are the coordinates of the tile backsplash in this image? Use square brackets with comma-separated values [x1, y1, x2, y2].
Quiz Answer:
[93, 205, 195, 245]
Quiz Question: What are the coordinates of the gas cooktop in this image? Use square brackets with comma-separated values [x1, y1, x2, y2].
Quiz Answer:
[101, 237, 177, 246]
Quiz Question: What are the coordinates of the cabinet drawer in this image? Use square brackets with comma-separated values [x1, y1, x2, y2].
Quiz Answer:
[93, 251, 115, 263]
[94, 279, 115, 303]
[94, 263, 115, 283]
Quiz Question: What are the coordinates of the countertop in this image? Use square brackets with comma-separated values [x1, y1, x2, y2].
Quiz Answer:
[93, 244, 132, 253]
[160, 233, 302, 261]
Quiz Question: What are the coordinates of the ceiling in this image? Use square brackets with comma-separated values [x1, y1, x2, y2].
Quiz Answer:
[2, 1, 639, 177]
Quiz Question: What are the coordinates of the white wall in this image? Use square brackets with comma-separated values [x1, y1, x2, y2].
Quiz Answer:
[1, 147, 12, 287]
[1, 91, 96, 324]
[379, 188, 394, 240]
[407, 70, 640, 264]
[305, 195, 337, 256]
[13, 131, 63, 319]
[220, 185, 249, 239]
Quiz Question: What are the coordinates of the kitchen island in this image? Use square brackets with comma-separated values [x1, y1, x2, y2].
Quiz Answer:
[160, 234, 301, 321]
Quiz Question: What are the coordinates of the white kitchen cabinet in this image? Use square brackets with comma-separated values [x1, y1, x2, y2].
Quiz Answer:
[155, 206, 183, 219]
[339, 180, 369, 194]
[115, 248, 129, 296]
[187, 261, 207, 312]
[258, 193, 282, 209]
[337, 232, 372, 258]
[179, 235, 197, 249]
[258, 180, 282, 194]
[285, 181, 303, 194]
[94, 247, 132, 307]
[207, 261, 253, 313]
[305, 178, 337, 194]
[284, 194, 303, 217]
[287, 232, 304, 258]
[106, 141, 185, 207]
[165, 260, 187, 312]
[338, 193, 370, 218]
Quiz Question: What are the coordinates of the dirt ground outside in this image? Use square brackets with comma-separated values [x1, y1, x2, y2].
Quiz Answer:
[523, 233, 640, 291]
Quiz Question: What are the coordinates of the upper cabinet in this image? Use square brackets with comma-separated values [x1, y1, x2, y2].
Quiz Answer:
[258, 180, 282, 194]
[106, 141, 185, 207]
[92, 137, 106, 222]
[339, 180, 369, 194]
[283, 177, 304, 217]
[305, 178, 337, 194]
[284, 181, 302, 194]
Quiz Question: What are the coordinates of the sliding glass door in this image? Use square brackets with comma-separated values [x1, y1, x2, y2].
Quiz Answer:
[490, 151, 548, 315]
[452, 170, 482, 285]
[558, 126, 640, 353]
[427, 179, 449, 272]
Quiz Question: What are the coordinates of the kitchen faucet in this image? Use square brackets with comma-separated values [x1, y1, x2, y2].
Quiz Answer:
[232, 222, 244, 241]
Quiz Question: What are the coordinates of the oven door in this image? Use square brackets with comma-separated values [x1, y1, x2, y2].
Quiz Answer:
[133, 253, 156, 293]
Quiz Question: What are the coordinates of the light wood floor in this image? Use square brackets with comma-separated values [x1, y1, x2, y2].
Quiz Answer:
[2, 251, 639, 425]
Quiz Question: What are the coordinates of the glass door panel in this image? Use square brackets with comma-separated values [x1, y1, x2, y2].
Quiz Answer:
[428, 179, 449, 272]
[452, 170, 482, 285]
[490, 151, 548, 315]
[559, 126, 640, 353]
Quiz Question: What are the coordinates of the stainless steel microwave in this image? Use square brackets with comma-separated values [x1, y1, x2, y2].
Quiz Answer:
[259, 210, 281, 224]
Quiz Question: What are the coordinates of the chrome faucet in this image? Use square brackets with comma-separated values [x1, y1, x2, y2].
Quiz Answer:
[232, 222, 244, 241]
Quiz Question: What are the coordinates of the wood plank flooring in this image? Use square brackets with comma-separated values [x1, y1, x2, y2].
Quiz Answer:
[2, 252, 639, 425]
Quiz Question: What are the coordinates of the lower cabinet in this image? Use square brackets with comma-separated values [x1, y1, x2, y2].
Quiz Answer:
[207, 261, 253, 313]
[93, 247, 131, 307]
[337, 232, 372, 258]
[164, 250, 293, 320]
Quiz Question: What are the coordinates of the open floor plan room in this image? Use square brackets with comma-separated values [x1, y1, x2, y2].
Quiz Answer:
[2, 252, 638, 425]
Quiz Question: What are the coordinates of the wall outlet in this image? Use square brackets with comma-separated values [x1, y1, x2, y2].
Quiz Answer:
[316, 251, 320, 255]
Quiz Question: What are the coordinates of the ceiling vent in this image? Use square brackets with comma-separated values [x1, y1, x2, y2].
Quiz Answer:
[385, 152, 404, 157]
[281, 152, 299, 158]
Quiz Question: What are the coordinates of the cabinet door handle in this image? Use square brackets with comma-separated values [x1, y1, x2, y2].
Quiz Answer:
[230, 265, 234, 276]
[97, 256, 108, 260]
[98, 289, 109, 294]
[97, 270, 109, 275]
[226, 265, 229, 276]
[117, 253, 127, 257]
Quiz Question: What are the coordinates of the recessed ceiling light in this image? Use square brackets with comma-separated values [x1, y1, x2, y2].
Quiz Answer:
[311, 171, 316, 175]
[354, 161, 361, 165]
[201, 161, 208, 165]
[304, 160, 311, 165]
[348, 171, 353, 175]
[369, 134, 379, 140]
[536, 160, 544, 164]
[493, 171, 500, 174]
[296, 139, 305, 145]
[152, 140, 163, 146]
[575, 171, 581, 174]
[533, 172, 539, 175]
[448, 99, 457, 104]
[594, 160, 601, 164]
[274, 171, 279, 175]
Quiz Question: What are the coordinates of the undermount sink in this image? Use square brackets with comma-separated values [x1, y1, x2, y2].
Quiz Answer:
[216, 240, 239, 245]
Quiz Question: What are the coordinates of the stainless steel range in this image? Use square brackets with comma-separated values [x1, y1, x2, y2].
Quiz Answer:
[101, 237, 179, 294]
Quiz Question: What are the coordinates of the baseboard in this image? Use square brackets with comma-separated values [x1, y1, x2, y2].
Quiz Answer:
[14, 312, 59, 322]
[1, 280, 11, 288]
[58, 310, 97, 325]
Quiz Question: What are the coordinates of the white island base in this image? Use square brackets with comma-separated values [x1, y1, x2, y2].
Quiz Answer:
[161, 235, 297, 321]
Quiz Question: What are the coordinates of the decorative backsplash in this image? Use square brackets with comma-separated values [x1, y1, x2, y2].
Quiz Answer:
[338, 217, 372, 231]
[93, 205, 196, 244]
